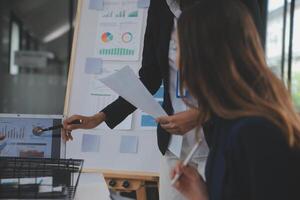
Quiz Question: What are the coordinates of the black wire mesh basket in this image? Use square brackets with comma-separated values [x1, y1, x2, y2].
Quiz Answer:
[0, 157, 84, 199]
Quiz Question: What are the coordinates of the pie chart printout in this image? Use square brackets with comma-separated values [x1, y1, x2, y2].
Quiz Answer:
[101, 32, 113, 43]
[122, 32, 133, 43]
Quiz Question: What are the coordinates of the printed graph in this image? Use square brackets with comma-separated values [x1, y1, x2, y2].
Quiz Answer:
[99, 48, 134, 56]
[101, 32, 113, 43]
[122, 32, 133, 43]
[115, 10, 126, 18]
[102, 10, 138, 18]
[102, 11, 113, 18]
[0, 126, 25, 139]
[128, 11, 138, 17]
[96, 4, 143, 61]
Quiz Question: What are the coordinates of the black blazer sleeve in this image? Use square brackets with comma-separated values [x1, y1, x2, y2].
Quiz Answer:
[101, 0, 163, 128]
[234, 120, 299, 200]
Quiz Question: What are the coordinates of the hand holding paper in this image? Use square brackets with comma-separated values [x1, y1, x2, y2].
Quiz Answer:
[100, 66, 183, 157]
[100, 66, 167, 118]
[156, 109, 199, 135]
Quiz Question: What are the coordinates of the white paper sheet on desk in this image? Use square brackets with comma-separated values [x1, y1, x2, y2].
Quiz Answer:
[75, 173, 110, 200]
[99, 66, 167, 118]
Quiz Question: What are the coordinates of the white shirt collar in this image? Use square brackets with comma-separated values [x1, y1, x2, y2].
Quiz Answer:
[166, 0, 182, 18]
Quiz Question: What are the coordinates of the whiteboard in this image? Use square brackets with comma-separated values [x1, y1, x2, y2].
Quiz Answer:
[64, 0, 161, 173]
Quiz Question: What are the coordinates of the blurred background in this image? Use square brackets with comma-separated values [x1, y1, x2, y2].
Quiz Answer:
[0, 0, 77, 114]
[265, 0, 300, 108]
[0, 0, 299, 115]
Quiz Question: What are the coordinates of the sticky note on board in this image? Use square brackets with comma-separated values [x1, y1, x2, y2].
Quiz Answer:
[120, 136, 139, 154]
[137, 0, 150, 8]
[81, 134, 101, 152]
[85, 58, 103, 74]
[89, 0, 104, 11]
[141, 115, 157, 127]
[154, 86, 164, 99]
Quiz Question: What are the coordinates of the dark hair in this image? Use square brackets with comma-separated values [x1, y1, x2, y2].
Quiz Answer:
[177, 0, 300, 147]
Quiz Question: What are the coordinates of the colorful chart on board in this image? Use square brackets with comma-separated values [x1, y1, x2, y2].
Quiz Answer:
[101, 32, 114, 43]
[122, 32, 133, 43]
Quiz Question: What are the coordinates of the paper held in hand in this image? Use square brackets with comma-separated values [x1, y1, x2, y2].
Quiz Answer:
[100, 66, 183, 158]
[100, 66, 167, 118]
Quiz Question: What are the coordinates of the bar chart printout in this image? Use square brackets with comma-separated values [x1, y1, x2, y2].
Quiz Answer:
[99, 48, 134, 56]
[0, 117, 55, 158]
[1, 126, 26, 139]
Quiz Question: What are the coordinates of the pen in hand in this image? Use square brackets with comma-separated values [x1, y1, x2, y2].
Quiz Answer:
[171, 139, 202, 186]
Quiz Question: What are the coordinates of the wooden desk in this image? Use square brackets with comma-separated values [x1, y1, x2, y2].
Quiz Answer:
[102, 170, 159, 200]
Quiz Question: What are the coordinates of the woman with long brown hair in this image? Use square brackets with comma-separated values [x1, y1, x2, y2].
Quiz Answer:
[158, 0, 300, 199]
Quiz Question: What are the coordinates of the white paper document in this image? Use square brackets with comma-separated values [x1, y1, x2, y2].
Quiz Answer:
[100, 66, 167, 118]
[100, 66, 183, 157]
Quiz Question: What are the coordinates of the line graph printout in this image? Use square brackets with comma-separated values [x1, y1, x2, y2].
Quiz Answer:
[96, 0, 144, 61]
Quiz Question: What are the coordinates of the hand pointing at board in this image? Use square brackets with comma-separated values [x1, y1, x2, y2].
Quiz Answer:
[62, 112, 106, 141]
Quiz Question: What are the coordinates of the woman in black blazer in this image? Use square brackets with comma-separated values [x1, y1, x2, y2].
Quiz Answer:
[170, 0, 300, 200]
